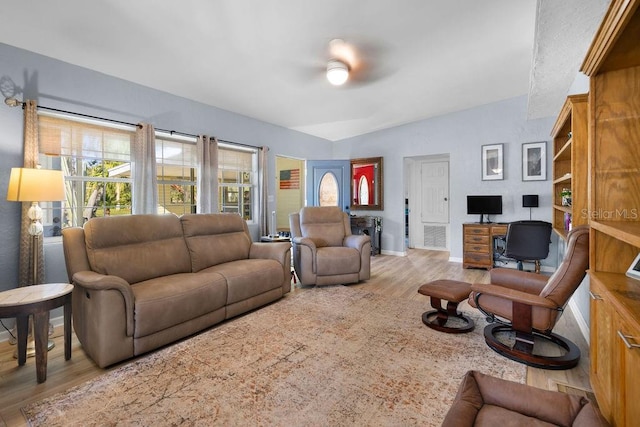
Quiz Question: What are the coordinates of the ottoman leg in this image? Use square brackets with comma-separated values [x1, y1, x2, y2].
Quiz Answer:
[422, 298, 474, 334]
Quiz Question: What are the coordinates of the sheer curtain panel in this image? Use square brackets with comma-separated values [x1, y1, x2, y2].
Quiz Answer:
[196, 135, 219, 213]
[132, 123, 158, 214]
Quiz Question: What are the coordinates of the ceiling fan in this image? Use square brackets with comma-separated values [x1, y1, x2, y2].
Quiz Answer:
[323, 38, 387, 87]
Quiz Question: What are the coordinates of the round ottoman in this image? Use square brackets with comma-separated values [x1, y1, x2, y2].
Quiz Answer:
[417, 279, 474, 333]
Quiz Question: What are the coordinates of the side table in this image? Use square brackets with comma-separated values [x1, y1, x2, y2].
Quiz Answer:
[0, 283, 73, 383]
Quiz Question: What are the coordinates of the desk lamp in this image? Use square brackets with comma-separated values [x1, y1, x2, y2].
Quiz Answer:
[522, 194, 539, 220]
[7, 166, 65, 355]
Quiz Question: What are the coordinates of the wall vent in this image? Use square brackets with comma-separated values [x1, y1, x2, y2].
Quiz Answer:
[423, 225, 447, 249]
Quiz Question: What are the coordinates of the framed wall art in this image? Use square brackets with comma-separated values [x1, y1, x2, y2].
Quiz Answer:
[522, 141, 546, 181]
[481, 143, 504, 181]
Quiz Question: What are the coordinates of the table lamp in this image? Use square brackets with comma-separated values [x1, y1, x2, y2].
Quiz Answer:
[522, 194, 539, 220]
[6, 166, 65, 355]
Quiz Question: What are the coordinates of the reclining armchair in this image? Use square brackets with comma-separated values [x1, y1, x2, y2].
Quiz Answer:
[289, 206, 371, 286]
[469, 225, 589, 370]
[442, 370, 608, 426]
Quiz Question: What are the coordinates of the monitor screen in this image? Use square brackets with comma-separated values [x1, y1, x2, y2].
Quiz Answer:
[467, 195, 502, 215]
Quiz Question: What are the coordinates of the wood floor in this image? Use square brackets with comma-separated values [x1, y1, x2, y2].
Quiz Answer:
[0, 249, 592, 426]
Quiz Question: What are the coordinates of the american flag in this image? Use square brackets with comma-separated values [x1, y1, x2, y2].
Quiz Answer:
[280, 169, 300, 189]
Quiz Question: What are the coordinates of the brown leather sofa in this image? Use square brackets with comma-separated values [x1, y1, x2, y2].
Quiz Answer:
[289, 206, 370, 286]
[442, 370, 608, 426]
[62, 213, 291, 368]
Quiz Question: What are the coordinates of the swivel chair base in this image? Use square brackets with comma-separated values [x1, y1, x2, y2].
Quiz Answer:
[484, 323, 580, 370]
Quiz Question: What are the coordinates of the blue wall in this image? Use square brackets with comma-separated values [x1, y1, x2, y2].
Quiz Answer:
[334, 96, 557, 259]
[0, 42, 332, 292]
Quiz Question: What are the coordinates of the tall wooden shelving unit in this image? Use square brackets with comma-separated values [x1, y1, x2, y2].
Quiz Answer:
[550, 94, 589, 240]
[581, 0, 640, 425]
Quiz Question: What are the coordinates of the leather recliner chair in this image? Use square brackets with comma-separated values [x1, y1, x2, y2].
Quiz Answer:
[289, 206, 371, 286]
[442, 370, 608, 426]
[469, 225, 589, 370]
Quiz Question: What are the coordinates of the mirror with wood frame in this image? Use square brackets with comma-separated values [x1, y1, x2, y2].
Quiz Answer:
[350, 157, 383, 210]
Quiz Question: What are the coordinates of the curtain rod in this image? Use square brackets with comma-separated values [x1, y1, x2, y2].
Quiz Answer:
[31, 103, 262, 150]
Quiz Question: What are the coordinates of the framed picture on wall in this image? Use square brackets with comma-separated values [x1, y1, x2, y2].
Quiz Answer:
[522, 141, 546, 181]
[481, 143, 504, 181]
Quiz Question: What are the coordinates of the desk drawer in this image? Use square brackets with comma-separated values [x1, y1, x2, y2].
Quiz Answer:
[463, 252, 491, 266]
[464, 235, 490, 245]
[465, 226, 489, 236]
[465, 243, 489, 253]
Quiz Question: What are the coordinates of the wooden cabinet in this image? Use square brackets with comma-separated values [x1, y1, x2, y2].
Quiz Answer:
[582, 1, 640, 425]
[550, 94, 589, 240]
[589, 275, 640, 426]
[462, 223, 507, 269]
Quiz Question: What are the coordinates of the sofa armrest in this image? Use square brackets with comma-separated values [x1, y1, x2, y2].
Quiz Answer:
[249, 241, 290, 264]
[72, 271, 135, 336]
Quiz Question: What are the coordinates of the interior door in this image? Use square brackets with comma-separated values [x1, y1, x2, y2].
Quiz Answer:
[409, 159, 449, 249]
[306, 160, 350, 212]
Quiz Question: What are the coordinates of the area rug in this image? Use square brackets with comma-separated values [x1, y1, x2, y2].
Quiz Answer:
[22, 286, 525, 426]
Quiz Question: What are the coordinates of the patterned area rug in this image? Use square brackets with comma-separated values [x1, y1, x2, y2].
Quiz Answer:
[22, 286, 525, 426]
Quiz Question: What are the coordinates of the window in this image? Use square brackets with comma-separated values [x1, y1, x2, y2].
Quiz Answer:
[155, 134, 197, 215]
[218, 145, 257, 221]
[38, 114, 135, 234]
[37, 114, 260, 235]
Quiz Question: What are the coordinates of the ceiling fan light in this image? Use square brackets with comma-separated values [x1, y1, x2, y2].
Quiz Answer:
[327, 59, 349, 85]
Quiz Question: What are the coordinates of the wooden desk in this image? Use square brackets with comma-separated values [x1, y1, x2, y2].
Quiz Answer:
[463, 223, 508, 269]
[0, 283, 73, 383]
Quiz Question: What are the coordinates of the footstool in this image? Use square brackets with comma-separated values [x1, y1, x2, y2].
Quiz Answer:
[418, 279, 474, 333]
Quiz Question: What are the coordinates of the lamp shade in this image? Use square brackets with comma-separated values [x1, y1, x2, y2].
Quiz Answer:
[522, 194, 539, 208]
[7, 168, 65, 202]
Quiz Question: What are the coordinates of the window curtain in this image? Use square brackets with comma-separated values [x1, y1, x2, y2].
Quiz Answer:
[259, 145, 269, 236]
[196, 135, 219, 213]
[18, 100, 43, 287]
[132, 123, 158, 214]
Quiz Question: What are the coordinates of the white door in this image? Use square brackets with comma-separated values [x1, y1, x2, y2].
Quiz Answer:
[410, 159, 449, 250]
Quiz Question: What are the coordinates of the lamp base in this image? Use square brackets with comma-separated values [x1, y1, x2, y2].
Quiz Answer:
[10, 318, 56, 358]
[13, 339, 55, 359]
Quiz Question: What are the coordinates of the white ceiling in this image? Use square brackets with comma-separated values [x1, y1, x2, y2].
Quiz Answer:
[0, 0, 609, 141]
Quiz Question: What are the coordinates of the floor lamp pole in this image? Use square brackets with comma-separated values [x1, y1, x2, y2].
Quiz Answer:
[13, 203, 55, 358]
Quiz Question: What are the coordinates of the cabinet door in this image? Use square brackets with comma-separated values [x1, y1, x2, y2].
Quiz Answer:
[590, 280, 615, 421]
[616, 316, 640, 427]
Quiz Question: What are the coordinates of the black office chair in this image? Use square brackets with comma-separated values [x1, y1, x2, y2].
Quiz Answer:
[504, 220, 552, 273]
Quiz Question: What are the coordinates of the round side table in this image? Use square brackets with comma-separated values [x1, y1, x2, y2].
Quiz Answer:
[0, 283, 73, 383]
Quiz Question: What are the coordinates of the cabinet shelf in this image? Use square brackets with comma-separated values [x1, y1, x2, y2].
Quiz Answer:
[553, 205, 572, 213]
[550, 94, 588, 241]
[590, 220, 640, 248]
[553, 139, 572, 161]
[553, 175, 572, 185]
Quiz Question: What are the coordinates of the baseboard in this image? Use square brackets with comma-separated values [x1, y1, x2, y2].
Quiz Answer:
[0, 314, 65, 344]
[567, 297, 590, 345]
[380, 249, 406, 257]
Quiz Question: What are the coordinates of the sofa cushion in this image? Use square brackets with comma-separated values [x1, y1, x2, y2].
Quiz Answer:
[316, 247, 360, 275]
[299, 206, 346, 247]
[204, 259, 285, 305]
[84, 214, 192, 284]
[131, 270, 228, 338]
[181, 213, 252, 272]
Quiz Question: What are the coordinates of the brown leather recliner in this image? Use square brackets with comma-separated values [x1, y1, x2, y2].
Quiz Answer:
[469, 225, 589, 369]
[442, 370, 608, 426]
[289, 206, 371, 286]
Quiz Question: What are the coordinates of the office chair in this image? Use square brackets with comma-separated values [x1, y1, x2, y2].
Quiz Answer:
[505, 220, 552, 273]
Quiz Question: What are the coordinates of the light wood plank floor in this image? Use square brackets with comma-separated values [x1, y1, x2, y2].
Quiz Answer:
[0, 249, 592, 426]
